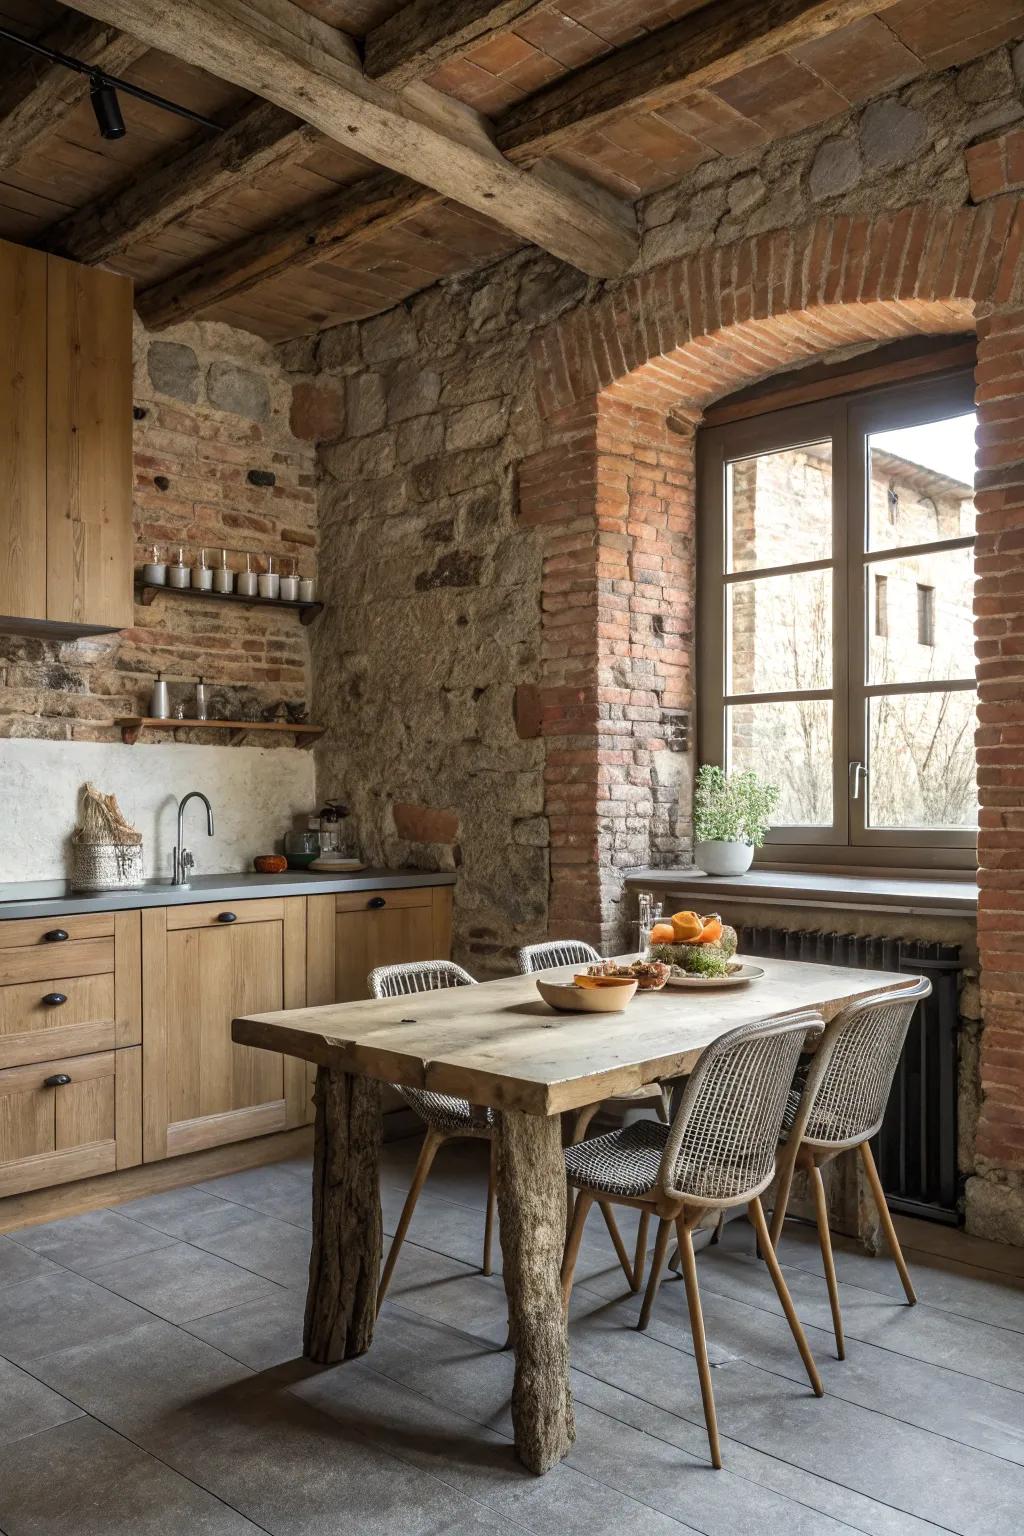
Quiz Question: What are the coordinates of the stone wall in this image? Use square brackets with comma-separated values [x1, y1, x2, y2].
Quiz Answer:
[0, 316, 322, 742]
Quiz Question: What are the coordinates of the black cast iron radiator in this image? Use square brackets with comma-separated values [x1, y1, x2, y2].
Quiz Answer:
[735, 926, 963, 1224]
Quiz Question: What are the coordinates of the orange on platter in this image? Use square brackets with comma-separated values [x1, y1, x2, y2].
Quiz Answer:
[695, 914, 723, 945]
[671, 909, 705, 943]
[649, 921, 676, 945]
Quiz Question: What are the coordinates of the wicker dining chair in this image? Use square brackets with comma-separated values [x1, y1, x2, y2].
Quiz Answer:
[560, 1011, 826, 1469]
[769, 977, 932, 1360]
[517, 940, 672, 1141]
[370, 960, 496, 1312]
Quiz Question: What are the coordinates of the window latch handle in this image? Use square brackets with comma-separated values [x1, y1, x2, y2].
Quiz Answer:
[848, 760, 869, 801]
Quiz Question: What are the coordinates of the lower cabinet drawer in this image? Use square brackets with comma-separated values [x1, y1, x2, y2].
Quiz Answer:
[0, 1046, 141, 1198]
[0, 973, 117, 1069]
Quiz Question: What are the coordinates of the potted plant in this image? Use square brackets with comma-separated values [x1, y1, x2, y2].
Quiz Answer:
[692, 764, 779, 876]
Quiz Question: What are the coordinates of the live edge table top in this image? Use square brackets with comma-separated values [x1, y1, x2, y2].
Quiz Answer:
[233, 955, 916, 1117]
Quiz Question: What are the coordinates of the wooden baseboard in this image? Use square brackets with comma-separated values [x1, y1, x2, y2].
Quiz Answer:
[0, 1125, 313, 1235]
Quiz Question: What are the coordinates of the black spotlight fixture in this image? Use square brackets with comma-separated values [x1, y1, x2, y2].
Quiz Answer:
[90, 73, 126, 141]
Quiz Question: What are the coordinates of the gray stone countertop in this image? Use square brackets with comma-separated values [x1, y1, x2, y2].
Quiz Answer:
[624, 866, 977, 916]
[0, 868, 455, 921]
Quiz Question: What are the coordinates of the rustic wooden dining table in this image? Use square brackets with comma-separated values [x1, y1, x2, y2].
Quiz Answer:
[233, 954, 915, 1475]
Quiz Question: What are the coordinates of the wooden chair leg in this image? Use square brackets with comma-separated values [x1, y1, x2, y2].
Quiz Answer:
[748, 1197, 823, 1398]
[482, 1136, 498, 1277]
[810, 1163, 845, 1359]
[560, 1190, 593, 1316]
[676, 1218, 722, 1470]
[598, 1199, 635, 1288]
[859, 1141, 917, 1305]
[572, 1102, 601, 1144]
[377, 1128, 442, 1313]
[632, 1210, 650, 1292]
[656, 1087, 671, 1124]
[637, 1216, 674, 1331]
[768, 1143, 798, 1251]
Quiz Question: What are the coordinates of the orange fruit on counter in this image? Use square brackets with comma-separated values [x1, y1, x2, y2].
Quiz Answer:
[671, 909, 705, 943]
[649, 921, 676, 945]
[695, 915, 723, 945]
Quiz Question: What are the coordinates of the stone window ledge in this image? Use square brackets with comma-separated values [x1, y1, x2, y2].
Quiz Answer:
[624, 866, 978, 920]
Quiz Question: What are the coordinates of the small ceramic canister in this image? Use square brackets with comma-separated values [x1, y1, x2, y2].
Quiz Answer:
[213, 549, 234, 593]
[191, 549, 213, 590]
[279, 559, 299, 602]
[298, 577, 315, 603]
[259, 554, 280, 600]
[168, 547, 190, 588]
[143, 545, 167, 585]
[237, 553, 258, 597]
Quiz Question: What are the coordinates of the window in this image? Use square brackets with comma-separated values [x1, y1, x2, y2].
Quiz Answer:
[875, 575, 888, 639]
[916, 584, 934, 647]
[699, 369, 977, 869]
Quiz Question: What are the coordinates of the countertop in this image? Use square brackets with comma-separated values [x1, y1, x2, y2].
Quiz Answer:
[0, 868, 456, 921]
[624, 866, 977, 917]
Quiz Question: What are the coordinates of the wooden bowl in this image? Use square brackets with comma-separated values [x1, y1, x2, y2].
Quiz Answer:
[536, 977, 637, 1013]
[253, 854, 287, 874]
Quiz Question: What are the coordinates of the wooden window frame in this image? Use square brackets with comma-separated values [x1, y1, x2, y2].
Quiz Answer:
[698, 367, 977, 874]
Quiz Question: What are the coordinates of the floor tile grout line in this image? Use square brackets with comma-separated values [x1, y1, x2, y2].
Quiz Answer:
[343, 1353, 707, 1536]
[0, 1403, 277, 1536]
[686, 1250, 1024, 1393]
[387, 1265, 1024, 1480]
[362, 1311, 926, 1536]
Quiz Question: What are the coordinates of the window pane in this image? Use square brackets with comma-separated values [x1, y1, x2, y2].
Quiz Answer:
[728, 570, 831, 693]
[866, 546, 974, 684]
[867, 412, 976, 550]
[728, 700, 833, 826]
[867, 690, 978, 830]
[727, 441, 832, 571]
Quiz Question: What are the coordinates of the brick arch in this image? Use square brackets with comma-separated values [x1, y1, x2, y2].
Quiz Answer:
[518, 198, 1024, 1178]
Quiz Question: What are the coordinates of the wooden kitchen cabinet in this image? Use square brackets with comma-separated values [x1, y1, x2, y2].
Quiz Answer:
[307, 885, 454, 1005]
[0, 236, 133, 636]
[142, 898, 312, 1162]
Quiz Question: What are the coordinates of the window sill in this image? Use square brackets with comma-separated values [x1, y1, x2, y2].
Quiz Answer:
[623, 866, 977, 918]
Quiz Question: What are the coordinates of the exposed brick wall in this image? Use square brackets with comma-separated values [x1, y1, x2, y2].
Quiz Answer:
[0, 318, 320, 741]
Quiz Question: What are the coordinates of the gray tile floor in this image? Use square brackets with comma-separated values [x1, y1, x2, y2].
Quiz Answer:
[1, 1136, 1023, 1535]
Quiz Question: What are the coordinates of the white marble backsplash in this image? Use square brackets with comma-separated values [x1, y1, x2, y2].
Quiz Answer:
[0, 738, 316, 884]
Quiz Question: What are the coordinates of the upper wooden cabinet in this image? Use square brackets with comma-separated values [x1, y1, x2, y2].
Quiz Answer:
[0, 238, 133, 636]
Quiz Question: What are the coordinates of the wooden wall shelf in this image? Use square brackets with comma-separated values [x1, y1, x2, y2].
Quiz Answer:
[135, 581, 323, 626]
[116, 717, 324, 748]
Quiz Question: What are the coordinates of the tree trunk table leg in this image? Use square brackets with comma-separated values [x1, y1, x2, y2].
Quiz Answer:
[303, 1067, 382, 1365]
[496, 1108, 575, 1474]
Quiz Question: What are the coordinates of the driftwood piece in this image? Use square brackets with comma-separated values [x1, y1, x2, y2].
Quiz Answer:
[303, 1066, 382, 1364]
[496, 1108, 575, 1474]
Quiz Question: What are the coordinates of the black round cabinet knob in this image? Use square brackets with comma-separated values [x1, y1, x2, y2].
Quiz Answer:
[217, 911, 238, 923]
[43, 1073, 72, 1088]
[44, 928, 69, 943]
[42, 993, 67, 1007]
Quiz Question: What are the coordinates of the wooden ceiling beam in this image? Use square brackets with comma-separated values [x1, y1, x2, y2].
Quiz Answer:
[49, 100, 313, 265]
[0, 14, 147, 175]
[56, 0, 638, 278]
[495, 0, 905, 160]
[48, 2, 544, 265]
[364, 0, 552, 90]
[130, 0, 900, 331]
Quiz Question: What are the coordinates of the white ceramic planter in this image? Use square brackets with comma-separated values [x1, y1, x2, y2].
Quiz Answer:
[694, 839, 754, 876]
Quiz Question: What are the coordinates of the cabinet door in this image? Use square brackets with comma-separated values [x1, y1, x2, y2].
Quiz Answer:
[46, 253, 133, 629]
[0, 239, 47, 621]
[0, 1046, 141, 1199]
[142, 900, 309, 1161]
[306, 887, 454, 1006]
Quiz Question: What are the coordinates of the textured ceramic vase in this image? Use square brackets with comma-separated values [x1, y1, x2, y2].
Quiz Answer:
[694, 839, 754, 876]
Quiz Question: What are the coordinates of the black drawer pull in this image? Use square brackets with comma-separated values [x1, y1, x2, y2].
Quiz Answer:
[217, 911, 238, 923]
[43, 1073, 72, 1088]
[368, 896, 386, 909]
[42, 993, 67, 1007]
[44, 928, 69, 943]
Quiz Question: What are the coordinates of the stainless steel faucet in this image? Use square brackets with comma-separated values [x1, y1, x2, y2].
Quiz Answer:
[172, 791, 214, 886]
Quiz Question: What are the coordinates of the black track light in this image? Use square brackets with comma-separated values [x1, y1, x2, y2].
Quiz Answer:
[90, 75, 126, 140]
